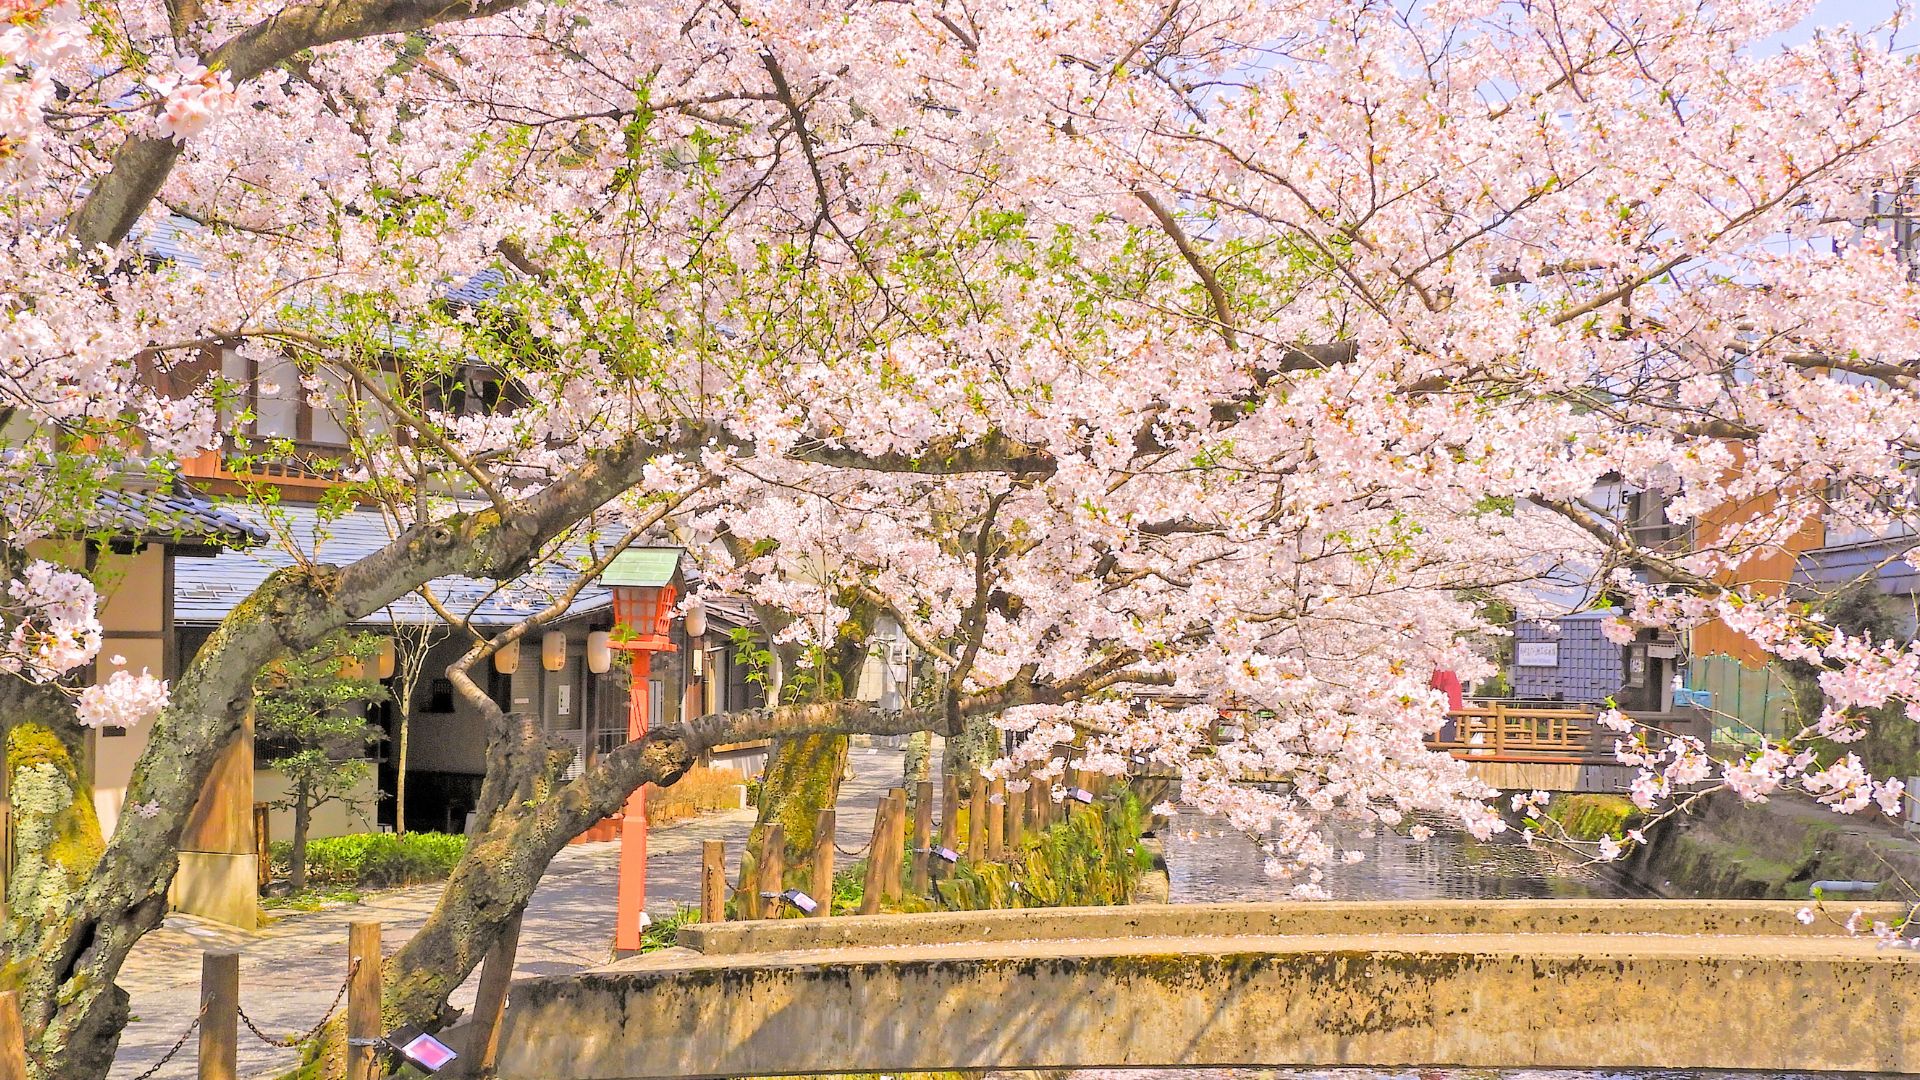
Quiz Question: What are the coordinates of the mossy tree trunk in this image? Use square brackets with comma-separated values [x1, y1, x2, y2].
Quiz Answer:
[738, 600, 873, 891]
[941, 713, 1002, 796]
[744, 735, 849, 880]
[3, 683, 106, 942]
[902, 730, 932, 798]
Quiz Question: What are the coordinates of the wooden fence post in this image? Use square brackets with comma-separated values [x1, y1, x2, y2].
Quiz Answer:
[809, 810, 835, 917]
[198, 950, 238, 1080]
[986, 779, 1005, 860]
[859, 796, 891, 915]
[1007, 773, 1026, 849]
[966, 774, 987, 865]
[883, 788, 908, 901]
[938, 774, 960, 853]
[910, 780, 934, 893]
[0, 990, 29, 1080]
[700, 840, 726, 923]
[755, 824, 786, 919]
[346, 922, 382, 1080]
[465, 911, 521, 1079]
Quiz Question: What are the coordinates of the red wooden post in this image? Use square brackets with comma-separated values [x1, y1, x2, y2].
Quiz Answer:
[615, 652, 654, 952]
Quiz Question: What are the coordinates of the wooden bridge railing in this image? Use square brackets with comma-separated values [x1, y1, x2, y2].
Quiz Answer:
[1426, 703, 1597, 761]
[1424, 703, 1712, 763]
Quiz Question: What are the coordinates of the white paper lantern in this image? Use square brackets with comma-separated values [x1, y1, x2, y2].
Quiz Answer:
[374, 636, 397, 680]
[542, 630, 568, 672]
[493, 641, 520, 675]
[684, 597, 707, 640]
[586, 631, 612, 674]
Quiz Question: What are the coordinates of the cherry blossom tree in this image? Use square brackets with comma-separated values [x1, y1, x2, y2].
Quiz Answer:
[6, 0, 1920, 1075]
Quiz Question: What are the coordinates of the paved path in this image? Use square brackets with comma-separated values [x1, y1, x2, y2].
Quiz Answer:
[109, 745, 918, 1079]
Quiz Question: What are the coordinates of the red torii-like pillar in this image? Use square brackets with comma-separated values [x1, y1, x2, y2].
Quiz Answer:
[602, 549, 685, 952]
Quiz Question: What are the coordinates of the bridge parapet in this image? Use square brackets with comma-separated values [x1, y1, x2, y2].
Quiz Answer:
[499, 900, 1920, 1079]
[675, 897, 1900, 955]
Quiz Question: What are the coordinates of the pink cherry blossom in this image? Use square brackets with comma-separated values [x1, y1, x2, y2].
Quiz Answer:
[75, 669, 169, 728]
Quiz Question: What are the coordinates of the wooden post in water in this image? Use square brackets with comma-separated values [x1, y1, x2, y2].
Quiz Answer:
[809, 810, 835, 917]
[986, 778, 1005, 860]
[198, 950, 238, 1080]
[465, 911, 522, 1079]
[910, 780, 934, 893]
[755, 823, 786, 919]
[700, 840, 726, 922]
[0, 990, 27, 1080]
[345, 922, 382, 1080]
[966, 773, 987, 865]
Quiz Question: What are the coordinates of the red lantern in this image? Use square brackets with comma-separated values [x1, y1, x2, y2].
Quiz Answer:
[608, 584, 678, 653]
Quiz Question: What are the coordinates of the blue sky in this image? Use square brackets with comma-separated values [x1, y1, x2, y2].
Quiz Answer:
[1768, 0, 1915, 49]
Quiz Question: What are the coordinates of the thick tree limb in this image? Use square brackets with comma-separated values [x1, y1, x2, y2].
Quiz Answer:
[70, 0, 536, 249]
[12, 430, 691, 1077]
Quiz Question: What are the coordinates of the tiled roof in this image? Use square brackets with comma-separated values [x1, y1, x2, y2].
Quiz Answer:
[130, 215, 206, 271]
[174, 503, 619, 627]
[133, 215, 515, 307]
[172, 503, 746, 631]
[443, 267, 509, 307]
[94, 486, 267, 547]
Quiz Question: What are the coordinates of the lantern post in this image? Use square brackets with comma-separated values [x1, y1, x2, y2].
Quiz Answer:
[598, 548, 685, 952]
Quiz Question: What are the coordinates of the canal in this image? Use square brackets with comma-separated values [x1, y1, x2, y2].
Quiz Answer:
[1040, 813, 1805, 1080]
[1166, 813, 1627, 902]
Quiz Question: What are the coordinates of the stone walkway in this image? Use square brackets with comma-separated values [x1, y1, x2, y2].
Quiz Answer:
[108, 745, 918, 1079]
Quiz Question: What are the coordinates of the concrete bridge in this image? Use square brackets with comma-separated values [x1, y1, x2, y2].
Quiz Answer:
[495, 899, 1920, 1077]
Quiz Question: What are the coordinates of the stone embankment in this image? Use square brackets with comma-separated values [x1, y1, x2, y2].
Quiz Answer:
[1545, 791, 1920, 900]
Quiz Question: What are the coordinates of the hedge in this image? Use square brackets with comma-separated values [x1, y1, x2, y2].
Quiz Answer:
[271, 831, 467, 888]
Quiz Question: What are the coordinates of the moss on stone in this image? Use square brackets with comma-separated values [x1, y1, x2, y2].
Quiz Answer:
[1544, 794, 1638, 842]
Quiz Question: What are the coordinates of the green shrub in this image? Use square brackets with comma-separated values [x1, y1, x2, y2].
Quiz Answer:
[270, 831, 467, 889]
[638, 905, 699, 952]
[834, 791, 1154, 914]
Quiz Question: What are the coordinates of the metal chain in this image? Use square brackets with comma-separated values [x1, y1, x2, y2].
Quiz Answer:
[235, 1004, 285, 1049]
[833, 838, 872, 857]
[236, 962, 355, 1049]
[125, 1004, 206, 1080]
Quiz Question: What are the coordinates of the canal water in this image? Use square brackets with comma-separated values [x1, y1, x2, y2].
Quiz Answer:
[1047, 813, 1805, 1080]
[1163, 813, 1627, 903]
